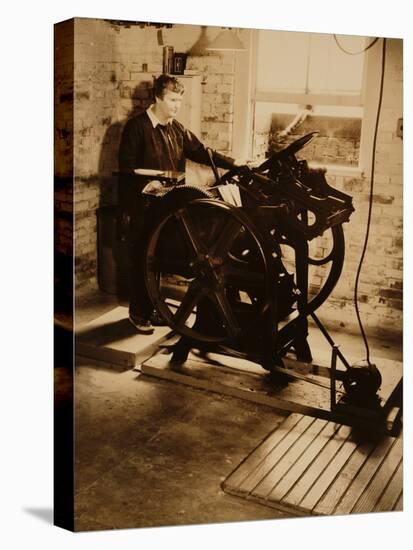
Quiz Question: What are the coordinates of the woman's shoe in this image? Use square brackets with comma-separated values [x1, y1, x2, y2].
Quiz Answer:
[128, 315, 154, 334]
[149, 309, 168, 327]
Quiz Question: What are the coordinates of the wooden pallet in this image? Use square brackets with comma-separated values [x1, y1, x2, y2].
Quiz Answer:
[223, 413, 403, 516]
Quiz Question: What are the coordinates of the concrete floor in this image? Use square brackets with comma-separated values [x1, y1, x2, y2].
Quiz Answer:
[68, 287, 402, 532]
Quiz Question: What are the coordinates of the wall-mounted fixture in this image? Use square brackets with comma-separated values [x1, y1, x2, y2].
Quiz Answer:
[206, 29, 246, 52]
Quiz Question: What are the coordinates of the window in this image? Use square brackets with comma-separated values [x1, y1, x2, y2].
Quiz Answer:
[251, 31, 369, 169]
[256, 31, 365, 97]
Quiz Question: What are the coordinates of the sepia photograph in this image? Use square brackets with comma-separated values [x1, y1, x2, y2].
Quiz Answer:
[49, 2, 407, 539]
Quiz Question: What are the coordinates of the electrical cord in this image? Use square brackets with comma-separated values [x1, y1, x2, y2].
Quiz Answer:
[353, 37, 386, 365]
[333, 35, 380, 55]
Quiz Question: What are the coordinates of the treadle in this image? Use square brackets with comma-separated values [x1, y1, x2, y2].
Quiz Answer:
[222, 413, 403, 516]
[141, 349, 402, 435]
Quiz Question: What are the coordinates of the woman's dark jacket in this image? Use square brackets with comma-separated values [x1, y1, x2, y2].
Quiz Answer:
[117, 111, 235, 242]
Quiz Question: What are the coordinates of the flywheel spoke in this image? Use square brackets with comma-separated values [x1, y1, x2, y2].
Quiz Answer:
[175, 209, 206, 258]
[211, 217, 242, 258]
[173, 281, 203, 327]
[210, 289, 241, 338]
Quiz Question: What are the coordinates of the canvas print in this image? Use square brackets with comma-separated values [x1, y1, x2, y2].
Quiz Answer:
[54, 17, 403, 532]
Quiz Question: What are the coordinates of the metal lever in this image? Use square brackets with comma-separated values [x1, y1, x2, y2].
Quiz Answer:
[206, 147, 221, 184]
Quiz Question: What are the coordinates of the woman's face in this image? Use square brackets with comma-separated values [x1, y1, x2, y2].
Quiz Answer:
[156, 89, 184, 120]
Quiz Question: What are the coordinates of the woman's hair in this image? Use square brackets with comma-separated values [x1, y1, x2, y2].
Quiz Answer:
[153, 74, 185, 99]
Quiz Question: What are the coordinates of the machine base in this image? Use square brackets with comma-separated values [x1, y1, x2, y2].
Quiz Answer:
[141, 347, 402, 436]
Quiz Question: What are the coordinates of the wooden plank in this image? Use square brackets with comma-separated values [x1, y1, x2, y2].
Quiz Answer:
[300, 433, 360, 511]
[373, 459, 403, 512]
[75, 352, 136, 372]
[372, 357, 403, 406]
[143, 353, 400, 434]
[251, 418, 328, 497]
[211, 350, 403, 415]
[76, 341, 136, 368]
[333, 436, 396, 515]
[266, 421, 341, 503]
[393, 492, 403, 511]
[313, 439, 372, 515]
[223, 413, 303, 491]
[142, 354, 335, 416]
[238, 415, 315, 494]
[351, 437, 403, 513]
[157, 348, 333, 411]
[386, 405, 402, 435]
[75, 306, 173, 367]
[282, 424, 352, 508]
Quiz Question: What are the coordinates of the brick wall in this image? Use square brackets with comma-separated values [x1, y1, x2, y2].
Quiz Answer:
[69, 18, 236, 289]
[54, 20, 74, 311]
[334, 38, 403, 339]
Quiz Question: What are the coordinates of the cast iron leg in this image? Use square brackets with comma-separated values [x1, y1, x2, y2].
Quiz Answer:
[260, 276, 289, 384]
[294, 236, 312, 362]
[293, 337, 313, 363]
[171, 337, 191, 364]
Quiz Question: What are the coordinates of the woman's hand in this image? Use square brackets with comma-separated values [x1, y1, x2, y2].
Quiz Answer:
[142, 179, 164, 195]
[233, 158, 249, 167]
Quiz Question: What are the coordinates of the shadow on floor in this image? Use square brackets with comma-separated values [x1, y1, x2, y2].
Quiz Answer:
[24, 507, 53, 524]
[76, 318, 136, 346]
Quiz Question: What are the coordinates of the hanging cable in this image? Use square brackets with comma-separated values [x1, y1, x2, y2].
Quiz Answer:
[353, 37, 386, 365]
[334, 35, 379, 55]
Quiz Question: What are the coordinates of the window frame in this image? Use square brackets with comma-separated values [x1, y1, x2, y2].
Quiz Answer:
[232, 29, 382, 177]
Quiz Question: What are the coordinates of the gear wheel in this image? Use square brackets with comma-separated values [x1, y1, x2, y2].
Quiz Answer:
[145, 185, 214, 234]
[161, 184, 213, 202]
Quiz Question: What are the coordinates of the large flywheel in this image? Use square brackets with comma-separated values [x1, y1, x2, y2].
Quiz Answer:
[144, 188, 275, 343]
[219, 176, 346, 319]
[268, 222, 345, 315]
